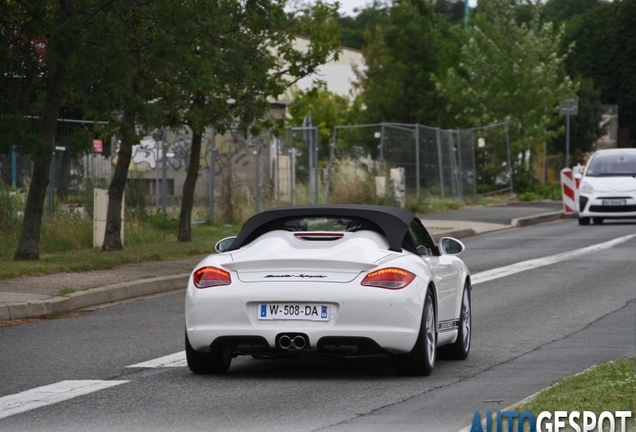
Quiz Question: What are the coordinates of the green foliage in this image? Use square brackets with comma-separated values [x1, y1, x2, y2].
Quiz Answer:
[516, 182, 562, 201]
[0, 181, 22, 231]
[548, 77, 604, 164]
[1, 0, 343, 257]
[564, 0, 636, 147]
[146, 213, 179, 231]
[0, 219, 241, 279]
[434, 0, 467, 26]
[337, 1, 391, 49]
[38, 215, 93, 254]
[360, 0, 462, 126]
[125, 176, 148, 221]
[517, 358, 635, 420]
[437, 0, 577, 182]
[287, 85, 365, 156]
[407, 197, 464, 214]
[541, 0, 601, 26]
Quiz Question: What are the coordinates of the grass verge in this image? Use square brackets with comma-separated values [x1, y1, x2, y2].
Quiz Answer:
[0, 220, 240, 280]
[517, 357, 635, 416]
[487, 358, 635, 431]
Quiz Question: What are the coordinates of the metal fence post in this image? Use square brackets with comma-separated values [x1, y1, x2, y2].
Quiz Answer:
[415, 124, 420, 202]
[456, 130, 464, 200]
[289, 129, 294, 206]
[325, 127, 337, 204]
[314, 127, 319, 205]
[436, 128, 444, 199]
[11, 145, 17, 188]
[155, 136, 160, 209]
[379, 122, 385, 174]
[162, 128, 167, 218]
[505, 122, 513, 193]
[209, 127, 216, 223]
[276, 136, 280, 207]
[48, 149, 55, 216]
[254, 138, 261, 214]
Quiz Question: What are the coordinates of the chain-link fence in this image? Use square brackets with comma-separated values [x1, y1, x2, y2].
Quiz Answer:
[2, 118, 511, 225]
[326, 122, 511, 206]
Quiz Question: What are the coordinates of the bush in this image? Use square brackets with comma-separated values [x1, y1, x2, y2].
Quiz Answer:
[0, 180, 22, 231]
[516, 183, 561, 201]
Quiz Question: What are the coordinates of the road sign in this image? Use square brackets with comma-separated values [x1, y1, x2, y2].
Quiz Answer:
[559, 98, 578, 116]
[92, 139, 104, 154]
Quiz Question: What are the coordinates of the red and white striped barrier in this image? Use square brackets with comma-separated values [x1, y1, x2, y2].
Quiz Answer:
[561, 168, 577, 215]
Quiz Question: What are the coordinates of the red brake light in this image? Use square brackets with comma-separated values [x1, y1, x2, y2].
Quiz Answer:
[361, 267, 416, 290]
[193, 266, 231, 288]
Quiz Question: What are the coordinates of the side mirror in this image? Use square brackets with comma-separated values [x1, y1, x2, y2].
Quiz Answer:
[439, 237, 465, 255]
[215, 236, 236, 254]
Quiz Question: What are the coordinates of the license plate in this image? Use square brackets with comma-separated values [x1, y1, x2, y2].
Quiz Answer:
[602, 199, 627, 206]
[258, 303, 329, 321]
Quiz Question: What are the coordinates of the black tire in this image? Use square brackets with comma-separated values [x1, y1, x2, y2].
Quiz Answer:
[185, 332, 231, 374]
[578, 217, 590, 226]
[392, 288, 436, 376]
[593, 217, 604, 225]
[438, 283, 471, 360]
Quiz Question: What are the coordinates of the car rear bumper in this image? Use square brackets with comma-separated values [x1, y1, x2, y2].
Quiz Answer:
[185, 281, 425, 354]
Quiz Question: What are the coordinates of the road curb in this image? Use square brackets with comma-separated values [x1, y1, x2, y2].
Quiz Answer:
[4, 274, 190, 321]
[510, 210, 565, 227]
[432, 228, 476, 242]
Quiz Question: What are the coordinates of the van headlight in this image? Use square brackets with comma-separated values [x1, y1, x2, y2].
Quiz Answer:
[579, 182, 594, 194]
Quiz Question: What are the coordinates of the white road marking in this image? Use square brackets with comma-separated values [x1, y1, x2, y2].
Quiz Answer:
[126, 351, 187, 368]
[0, 380, 128, 420]
[472, 233, 636, 285]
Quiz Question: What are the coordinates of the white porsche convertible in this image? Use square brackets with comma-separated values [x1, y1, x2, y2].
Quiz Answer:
[185, 205, 472, 376]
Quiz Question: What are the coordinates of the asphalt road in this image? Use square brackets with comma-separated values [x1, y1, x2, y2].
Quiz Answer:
[1, 218, 635, 432]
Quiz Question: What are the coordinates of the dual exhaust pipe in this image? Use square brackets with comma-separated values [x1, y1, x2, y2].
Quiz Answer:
[278, 334, 307, 350]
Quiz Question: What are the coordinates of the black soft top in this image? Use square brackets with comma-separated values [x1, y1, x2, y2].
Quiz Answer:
[228, 205, 418, 252]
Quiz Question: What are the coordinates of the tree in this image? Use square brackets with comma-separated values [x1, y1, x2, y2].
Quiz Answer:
[541, 0, 600, 26]
[437, 0, 577, 185]
[0, 0, 117, 260]
[359, 0, 461, 126]
[564, 0, 636, 147]
[287, 85, 365, 157]
[434, 0, 467, 26]
[337, 0, 391, 49]
[164, 0, 342, 242]
[75, 0, 183, 251]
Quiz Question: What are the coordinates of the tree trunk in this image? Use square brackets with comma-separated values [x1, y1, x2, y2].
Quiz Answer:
[14, 58, 68, 260]
[102, 107, 135, 251]
[178, 129, 202, 242]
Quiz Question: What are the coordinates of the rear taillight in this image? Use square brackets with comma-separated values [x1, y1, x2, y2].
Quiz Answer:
[193, 266, 231, 288]
[361, 267, 415, 290]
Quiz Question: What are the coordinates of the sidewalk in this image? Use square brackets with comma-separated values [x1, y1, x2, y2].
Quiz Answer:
[0, 203, 565, 321]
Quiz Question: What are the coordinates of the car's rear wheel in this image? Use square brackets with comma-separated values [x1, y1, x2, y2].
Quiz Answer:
[593, 217, 604, 224]
[392, 288, 436, 376]
[185, 332, 231, 374]
[438, 282, 471, 360]
[578, 217, 590, 226]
